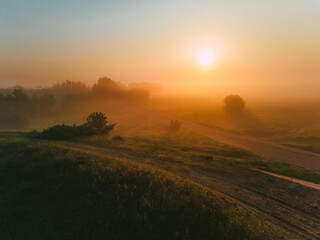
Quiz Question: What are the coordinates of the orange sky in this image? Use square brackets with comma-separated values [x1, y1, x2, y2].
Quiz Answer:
[1, 0, 319, 99]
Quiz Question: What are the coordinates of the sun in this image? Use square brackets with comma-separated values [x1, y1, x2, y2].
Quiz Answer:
[197, 49, 215, 67]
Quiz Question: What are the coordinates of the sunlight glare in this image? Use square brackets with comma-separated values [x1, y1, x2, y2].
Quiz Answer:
[197, 49, 215, 67]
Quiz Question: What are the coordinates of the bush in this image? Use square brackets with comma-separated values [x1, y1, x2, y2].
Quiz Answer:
[168, 120, 182, 133]
[38, 124, 96, 140]
[38, 112, 116, 140]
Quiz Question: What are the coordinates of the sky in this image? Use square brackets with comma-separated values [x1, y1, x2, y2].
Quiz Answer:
[1, 0, 320, 99]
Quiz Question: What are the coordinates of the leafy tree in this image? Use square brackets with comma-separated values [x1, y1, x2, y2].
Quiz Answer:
[223, 94, 245, 114]
[92, 77, 120, 94]
[12, 88, 29, 102]
[85, 112, 116, 135]
[86, 112, 113, 131]
[51, 80, 90, 96]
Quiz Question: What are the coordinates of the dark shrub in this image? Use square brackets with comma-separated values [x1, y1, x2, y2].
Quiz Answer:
[38, 112, 116, 140]
[38, 124, 95, 140]
[168, 120, 182, 133]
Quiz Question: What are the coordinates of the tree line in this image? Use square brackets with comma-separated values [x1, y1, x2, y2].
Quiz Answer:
[0, 77, 149, 129]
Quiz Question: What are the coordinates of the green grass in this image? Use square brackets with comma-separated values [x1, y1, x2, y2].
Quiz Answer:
[283, 143, 320, 154]
[0, 131, 31, 138]
[246, 160, 320, 184]
[0, 141, 268, 240]
[281, 135, 320, 155]
[78, 132, 320, 184]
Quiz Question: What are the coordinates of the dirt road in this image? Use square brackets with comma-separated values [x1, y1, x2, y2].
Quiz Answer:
[136, 109, 320, 169]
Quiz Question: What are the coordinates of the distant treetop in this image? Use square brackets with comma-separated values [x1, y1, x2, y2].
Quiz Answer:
[223, 94, 246, 114]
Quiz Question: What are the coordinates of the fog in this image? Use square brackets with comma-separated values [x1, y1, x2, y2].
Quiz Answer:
[1, 2, 320, 239]
[1, 76, 320, 136]
[0, 78, 149, 129]
[1, 1, 320, 100]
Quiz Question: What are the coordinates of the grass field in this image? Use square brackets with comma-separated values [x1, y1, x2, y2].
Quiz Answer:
[6, 95, 320, 155]
[148, 97, 320, 154]
[0, 141, 268, 240]
[78, 130, 320, 184]
[1, 104, 320, 239]
[279, 135, 320, 154]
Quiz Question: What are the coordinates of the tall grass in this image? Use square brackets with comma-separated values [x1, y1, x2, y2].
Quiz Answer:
[0, 141, 268, 240]
[78, 133, 320, 184]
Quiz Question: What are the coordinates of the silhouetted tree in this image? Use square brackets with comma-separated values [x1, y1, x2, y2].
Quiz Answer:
[86, 112, 116, 135]
[0, 88, 57, 129]
[86, 112, 108, 130]
[92, 77, 120, 93]
[51, 80, 90, 97]
[12, 88, 29, 102]
[223, 94, 245, 114]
